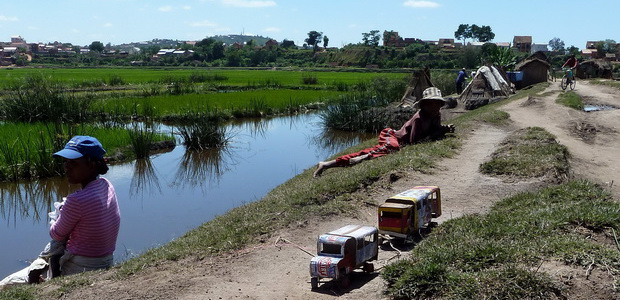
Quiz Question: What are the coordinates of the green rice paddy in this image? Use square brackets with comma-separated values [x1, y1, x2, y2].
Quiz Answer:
[0, 68, 408, 88]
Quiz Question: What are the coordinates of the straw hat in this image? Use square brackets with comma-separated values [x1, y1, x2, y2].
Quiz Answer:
[413, 87, 446, 108]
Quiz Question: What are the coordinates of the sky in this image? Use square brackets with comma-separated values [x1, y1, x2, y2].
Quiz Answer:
[0, 0, 617, 49]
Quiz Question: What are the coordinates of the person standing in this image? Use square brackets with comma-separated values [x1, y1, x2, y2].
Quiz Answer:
[50, 136, 121, 276]
[313, 87, 455, 177]
[455, 68, 468, 95]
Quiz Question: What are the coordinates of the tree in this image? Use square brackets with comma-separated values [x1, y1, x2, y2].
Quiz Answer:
[548, 37, 565, 52]
[89, 41, 105, 52]
[281, 39, 296, 48]
[595, 39, 617, 56]
[362, 30, 381, 47]
[473, 25, 495, 42]
[567, 46, 580, 56]
[454, 24, 472, 45]
[323, 36, 329, 48]
[455, 24, 495, 44]
[305, 31, 323, 52]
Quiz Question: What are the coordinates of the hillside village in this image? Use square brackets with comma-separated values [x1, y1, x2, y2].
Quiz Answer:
[1, 32, 618, 67]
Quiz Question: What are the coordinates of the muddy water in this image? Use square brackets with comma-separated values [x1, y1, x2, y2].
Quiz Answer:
[0, 113, 373, 278]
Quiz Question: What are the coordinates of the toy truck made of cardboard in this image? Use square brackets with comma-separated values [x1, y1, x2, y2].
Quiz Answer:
[309, 225, 379, 289]
[378, 186, 441, 239]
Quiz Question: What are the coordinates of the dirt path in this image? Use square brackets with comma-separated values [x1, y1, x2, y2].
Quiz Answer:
[57, 81, 620, 300]
[501, 81, 620, 198]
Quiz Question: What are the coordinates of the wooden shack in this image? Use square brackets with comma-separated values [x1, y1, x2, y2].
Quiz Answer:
[514, 53, 550, 89]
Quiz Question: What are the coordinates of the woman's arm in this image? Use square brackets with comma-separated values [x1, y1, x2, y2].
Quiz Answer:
[50, 196, 81, 241]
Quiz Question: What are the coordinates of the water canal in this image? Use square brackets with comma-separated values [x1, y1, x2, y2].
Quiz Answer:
[0, 113, 373, 278]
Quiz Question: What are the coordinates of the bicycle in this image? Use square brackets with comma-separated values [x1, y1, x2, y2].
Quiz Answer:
[561, 68, 576, 91]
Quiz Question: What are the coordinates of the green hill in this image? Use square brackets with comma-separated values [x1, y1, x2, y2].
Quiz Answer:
[210, 34, 272, 46]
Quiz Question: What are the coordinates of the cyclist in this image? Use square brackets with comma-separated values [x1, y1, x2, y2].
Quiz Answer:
[561, 55, 578, 83]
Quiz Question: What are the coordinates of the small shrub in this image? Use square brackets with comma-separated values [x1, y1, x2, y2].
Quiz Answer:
[301, 73, 318, 85]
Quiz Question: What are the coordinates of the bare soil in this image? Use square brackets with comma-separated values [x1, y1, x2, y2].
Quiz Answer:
[54, 80, 620, 300]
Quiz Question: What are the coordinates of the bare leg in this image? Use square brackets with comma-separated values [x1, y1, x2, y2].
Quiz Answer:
[313, 154, 371, 177]
[313, 160, 337, 177]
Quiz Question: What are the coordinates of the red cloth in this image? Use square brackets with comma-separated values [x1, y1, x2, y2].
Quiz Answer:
[334, 110, 446, 166]
[335, 128, 400, 166]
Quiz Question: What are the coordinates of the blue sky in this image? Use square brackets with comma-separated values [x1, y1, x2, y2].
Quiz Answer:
[0, 0, 616, 48]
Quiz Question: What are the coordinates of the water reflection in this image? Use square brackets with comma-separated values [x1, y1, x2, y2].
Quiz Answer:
[309, 128, 376, 154]
[172, 147, 237, 190]
[0, 178, 71, 226]
[130, 159, 162, 198]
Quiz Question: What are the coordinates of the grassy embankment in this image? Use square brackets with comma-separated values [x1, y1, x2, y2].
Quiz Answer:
[588, 78, 620, 90]
[0, 82, 548, 299]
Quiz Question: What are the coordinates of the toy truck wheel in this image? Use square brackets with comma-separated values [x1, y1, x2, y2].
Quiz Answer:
[339, 274, 350, 289]
[363, 262, 375, 273]
[311, 277, 319, 290]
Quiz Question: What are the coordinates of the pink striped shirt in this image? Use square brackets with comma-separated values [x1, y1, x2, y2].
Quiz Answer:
[50, 177, 121, 258]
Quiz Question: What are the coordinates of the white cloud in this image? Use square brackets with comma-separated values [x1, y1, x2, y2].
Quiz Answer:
[403, 1, 440, 8]
[189, 20, 218, 27]
[158, 6, 174, 12]
[263, 27, 281, 33]
[0, 15, 18, 22]
[222, 0, 276, 8]
[182, 5, 192, 10]
[103, 23, 113, 28]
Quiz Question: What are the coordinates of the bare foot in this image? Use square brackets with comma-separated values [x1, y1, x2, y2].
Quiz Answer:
[313, 162, 326, 177]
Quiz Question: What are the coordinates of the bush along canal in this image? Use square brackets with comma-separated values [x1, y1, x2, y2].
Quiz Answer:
[0, 113, 373, 278]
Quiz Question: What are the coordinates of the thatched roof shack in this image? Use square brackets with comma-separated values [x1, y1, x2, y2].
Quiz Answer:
[514, 56, 550, 89]
[399, 68, 434, 107]
[577, 59, 614, 79]
[459, 65, 512, 110]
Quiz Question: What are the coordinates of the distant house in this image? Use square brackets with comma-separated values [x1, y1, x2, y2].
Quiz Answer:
[265, 39, 278, 49]
[438, 38, 455, 48]
[383, 31, 420, 48]
[231, 42, 243, 50]
[172, 49, 193, 56]
[581, 48, 598, 59]
[531, 44, 549, 53]
[495, 42, 511, 48]
[468, 42, 486, 47]
[585, 41, 600, 49]
[2, 47, 18, 57]
[156, 49, 175, 56]
[605, 53, 616, 61]
[513, 36, 532, 53]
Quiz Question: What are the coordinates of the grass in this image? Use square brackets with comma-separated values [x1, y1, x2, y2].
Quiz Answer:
[0, 68, 408, 88]
[0, 122, 173, 181]
[382, 180, 619, 299]
[589, 78, 620, 90]
[93, 89, 345, 120]
[556, 91, 584, 110]
[480, 127, 570, 180]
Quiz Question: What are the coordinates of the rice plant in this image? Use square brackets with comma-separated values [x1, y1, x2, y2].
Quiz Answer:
[0, 73, 93, 123]
[302, 73, 318, 85]
[107, 74, 126, 86]
[177, 121, 230, 150]
[127, 123, 157, 159]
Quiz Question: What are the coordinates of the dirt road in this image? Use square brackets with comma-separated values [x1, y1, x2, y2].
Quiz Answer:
[58, 80, 620, 300]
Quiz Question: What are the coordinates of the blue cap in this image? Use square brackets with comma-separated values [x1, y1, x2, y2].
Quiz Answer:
[53, 136, 106, 160]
